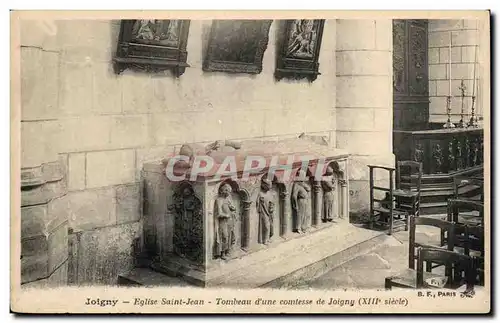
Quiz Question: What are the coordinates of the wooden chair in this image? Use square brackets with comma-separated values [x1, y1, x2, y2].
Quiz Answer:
[395, 161, 423, 218]
[385, 216, 456, 290]
[416, 248, 477, 291]
[407, 216, 456, 270]
[368, 165, 409, 235]
[453, 176, 484, 202]
[446, 198, 484, 232]
[454, 224, 485, 286]
[386, 247, 477, 291]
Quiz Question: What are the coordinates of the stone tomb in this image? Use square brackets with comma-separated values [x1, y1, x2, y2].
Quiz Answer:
[142, 138, 351, 287]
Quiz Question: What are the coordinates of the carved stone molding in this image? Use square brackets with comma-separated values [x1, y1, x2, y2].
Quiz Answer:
[21, 161, 64, 188]
[20, 159, 68, 285]
[22, 179, 68, 207]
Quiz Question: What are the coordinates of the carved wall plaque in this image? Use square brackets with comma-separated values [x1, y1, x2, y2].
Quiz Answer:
[113, 20, 190, 76]
[275, 19, 325, 82]
[203, 20, 272, 74]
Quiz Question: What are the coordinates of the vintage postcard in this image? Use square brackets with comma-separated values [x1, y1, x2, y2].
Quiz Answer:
[10, 10, 491, 314]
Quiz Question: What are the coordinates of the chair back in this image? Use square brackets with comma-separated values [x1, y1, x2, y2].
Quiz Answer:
[453, 176, 484, 202]
[396, 161, 423, 193]
[408, 215, 455, 269]
[416, 247, 476, 289]
[447, 198, 484, 226]
[463, 224, 485, 256]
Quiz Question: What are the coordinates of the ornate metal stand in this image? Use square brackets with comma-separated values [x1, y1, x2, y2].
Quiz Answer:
[457, 80, 466, 128]
[443, 95, 455, 129]
[468, 96, 479, 128]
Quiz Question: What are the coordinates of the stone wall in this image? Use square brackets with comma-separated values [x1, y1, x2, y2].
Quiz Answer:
[19, 19, 338, 285]
[335, 19, 394, 213]
[428, 19, 487, 124]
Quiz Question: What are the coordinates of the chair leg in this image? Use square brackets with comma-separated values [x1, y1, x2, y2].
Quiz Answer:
[385, 278, 392, 290]
[388, 211, 393, 235]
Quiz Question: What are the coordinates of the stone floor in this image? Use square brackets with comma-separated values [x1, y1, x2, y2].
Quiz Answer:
[295, 222, 444, 290]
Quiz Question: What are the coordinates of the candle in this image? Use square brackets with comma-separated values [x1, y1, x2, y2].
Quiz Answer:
[472, 33, 478, 97]
[449, 32, 452, 96]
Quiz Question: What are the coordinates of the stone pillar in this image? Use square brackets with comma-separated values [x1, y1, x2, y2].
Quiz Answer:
[241, 199, 252, 251]
[21, 159, 69, 287]
[313, 182, 322, 226]
[20, 28, 69, 287]
[335, 19, 395, 213]
[279, 187, 290, 237]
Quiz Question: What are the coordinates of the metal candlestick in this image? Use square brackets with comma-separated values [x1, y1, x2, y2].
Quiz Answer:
[457, 80, 466, 128]
[443, 95, 455, 129]
[468, 96, 478, 128]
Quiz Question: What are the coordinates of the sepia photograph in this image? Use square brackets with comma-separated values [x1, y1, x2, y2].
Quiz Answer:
[10, 10, 491, 314]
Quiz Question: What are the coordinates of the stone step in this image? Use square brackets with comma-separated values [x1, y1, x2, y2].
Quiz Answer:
[262, 231, 396, 289]
[209, 224, 388, 289]
[118, 267, 189, 287]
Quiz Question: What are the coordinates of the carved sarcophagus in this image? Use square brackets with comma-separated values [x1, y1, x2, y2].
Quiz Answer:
[142, 137, 350, 287]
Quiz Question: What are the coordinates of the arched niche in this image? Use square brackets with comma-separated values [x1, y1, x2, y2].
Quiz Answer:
[170, 181, 204, 263]
[212, 179, 251, 259]
[254, 173, 284, 246]
[290, 167, 315, 233]
[322, 160, 347, 221]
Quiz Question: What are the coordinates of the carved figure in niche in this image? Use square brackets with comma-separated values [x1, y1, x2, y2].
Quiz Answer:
[448, 140, 456, 170]
[171, 185, 203, 262]
[456, 140, 464, 170]
[132, 19, 180, 46]
[291, 169, 312, 234]
[213, 183, 237, 260]
[432, 143, 443, 173]
[133, 19, 156, 40]
[256, 176, 275, 245]
[472, 139, 479, 166]
[321, 165, 338, 223]
[286, 20, 316, 59]
[414, 143, 424, 163]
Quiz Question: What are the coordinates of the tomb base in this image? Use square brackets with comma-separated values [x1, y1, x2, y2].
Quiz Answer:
[121, 223, 387, 288]
[138, 138, 356, 288]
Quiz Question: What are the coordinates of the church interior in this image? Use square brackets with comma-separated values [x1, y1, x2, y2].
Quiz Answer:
[18, 17, 487, 290]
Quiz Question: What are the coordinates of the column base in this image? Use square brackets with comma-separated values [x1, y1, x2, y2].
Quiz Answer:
[348, 153, 395, 214]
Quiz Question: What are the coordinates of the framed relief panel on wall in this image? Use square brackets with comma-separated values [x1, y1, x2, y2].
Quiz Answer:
[113, 19, 190, 76]
[203, 20, 273, 74]
[275, 19, 325, 82]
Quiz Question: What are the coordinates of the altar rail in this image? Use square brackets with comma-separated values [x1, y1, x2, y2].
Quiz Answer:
[393, 127, 484, 175]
